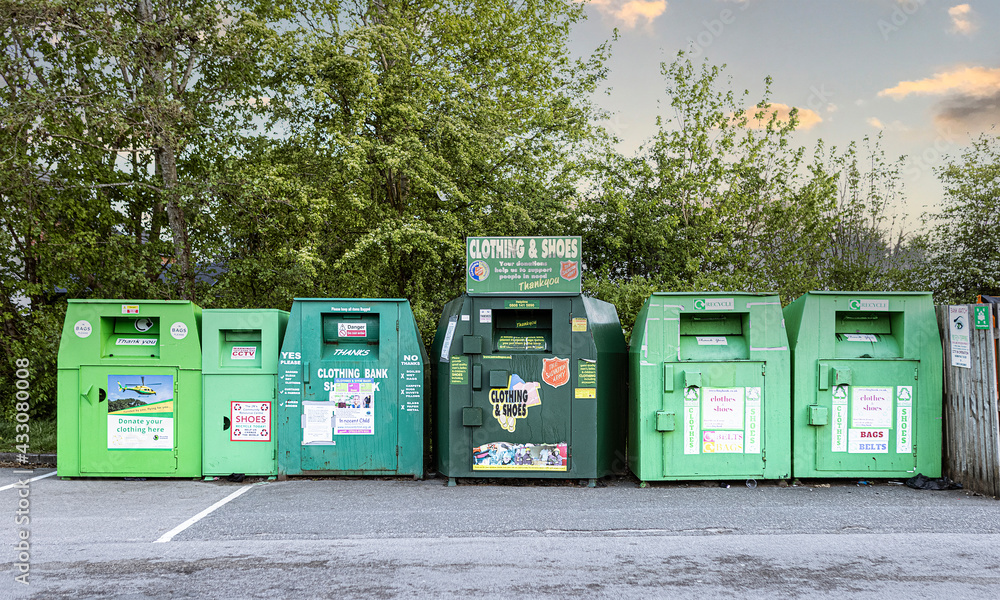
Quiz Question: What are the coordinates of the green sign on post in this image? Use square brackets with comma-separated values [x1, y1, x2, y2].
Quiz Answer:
[974, 305, 990, 329]
[467, 236, 582, 295]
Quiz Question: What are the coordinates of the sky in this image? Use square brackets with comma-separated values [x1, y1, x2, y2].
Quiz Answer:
[569, 0, 1000, 231]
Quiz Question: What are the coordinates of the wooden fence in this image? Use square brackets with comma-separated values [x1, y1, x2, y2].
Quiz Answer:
[937, 304, 1000, 498]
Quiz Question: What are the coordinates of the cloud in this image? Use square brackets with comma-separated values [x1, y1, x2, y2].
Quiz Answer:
[948, 4, 978, 35]
[879, 65, 1000, 131]
[879, 66, 1000, 99]
[587, 0, 667, 29]
[867, 117, 884, 129]
[935, 90, 1000, 130]
[738, 103, 823, 130]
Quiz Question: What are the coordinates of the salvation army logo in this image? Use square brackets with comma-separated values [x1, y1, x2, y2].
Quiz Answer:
[542, 357, 570, 388]
[560, 261, 578, 281]
[469, 260, 490, 282]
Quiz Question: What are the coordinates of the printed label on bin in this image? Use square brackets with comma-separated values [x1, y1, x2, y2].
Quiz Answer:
[849, 429, 889, 453]
[574, 388, 596, 399]
[745, 391, 761, 454]
[231, 346, 257, 360]
[338, 322, 367, 338]
[696, 336, 727, 345]
[842, 334, 878, 343]
[489, 374, 541, 432]
[170, 322, 188, 340]
[329, 379, 375, 435]
[74, 320, 92, 338]
[702, 388, 744, 430]
[107, 374, 174, 450]
[684, 398, 700, 455]
[897, 385, 913, 454]
[851, 386, 892, 428]
[848, 299, 889, 311]
[693, 298, 733, 311]
[571, 317, 587, 332]
[473, 441, 567, 471]
[116, 338, 157, 346]
[703, 431, 744, 453]
[480, 308, 492, 323]
[122, 304, 139, 314]
[542, 357, 569, 388]
[832, 390, 848, 453]
[231, 402, 270, 441]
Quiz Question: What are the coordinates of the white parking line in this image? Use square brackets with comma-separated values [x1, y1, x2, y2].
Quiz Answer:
[154, 485, 256, 543]
[0, 470, 56, 491]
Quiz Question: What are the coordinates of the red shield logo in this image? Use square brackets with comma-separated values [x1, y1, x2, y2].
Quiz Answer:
[542, 357, 570, 388]
[560, 261, 578, 281]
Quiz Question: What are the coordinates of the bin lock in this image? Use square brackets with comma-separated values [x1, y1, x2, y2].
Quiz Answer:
[655, 411, 676, 432]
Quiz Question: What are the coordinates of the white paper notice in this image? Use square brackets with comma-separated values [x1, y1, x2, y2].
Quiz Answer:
[479, 309, 492, 323]
[852, 386, 892, 428]
[701, 387, 744, 430]
[849, 429, 889, 453]
[302, 401, 335, 444]
[440, 316, 458, 362]
[949, 306, 971, 369]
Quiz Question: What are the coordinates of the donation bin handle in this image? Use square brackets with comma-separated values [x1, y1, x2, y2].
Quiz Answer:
[81, 384, 95, 406]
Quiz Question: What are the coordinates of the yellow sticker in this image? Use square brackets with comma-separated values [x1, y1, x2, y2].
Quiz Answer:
[572, 317, 587, 332]
[575, 388, 596, 399]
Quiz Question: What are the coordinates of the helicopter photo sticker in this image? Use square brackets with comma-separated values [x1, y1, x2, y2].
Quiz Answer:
[106, 374, 174, 450]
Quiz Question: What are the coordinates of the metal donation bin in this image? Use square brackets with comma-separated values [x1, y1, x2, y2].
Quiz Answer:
[57, 300, 203, 477]
[202, 309, 289, 478]
[784, 292, 943, 478]
[629, 293, 791, 482]
[277, 299, 426, 477]
[432, 236, 627, 486]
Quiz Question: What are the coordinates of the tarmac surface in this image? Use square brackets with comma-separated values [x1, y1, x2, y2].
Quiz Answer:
[3, 467, 1000, 598]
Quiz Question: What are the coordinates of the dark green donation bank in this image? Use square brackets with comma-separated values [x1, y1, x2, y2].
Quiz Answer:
[277, 299, 427, 477]
[433, 237, 627, 485]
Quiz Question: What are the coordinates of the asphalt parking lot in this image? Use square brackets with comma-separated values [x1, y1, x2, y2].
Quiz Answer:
[4, 467, 1000, 599]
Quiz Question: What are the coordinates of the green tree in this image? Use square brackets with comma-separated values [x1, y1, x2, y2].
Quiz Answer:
[0, 0, 286, 420]
[581, 53, 837, 327]
[269, 0, 608, 338]
[923, 134, 1000, 303]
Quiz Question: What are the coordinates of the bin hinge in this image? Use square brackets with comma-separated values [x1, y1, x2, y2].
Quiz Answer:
[761, 364, 766, 377]
[914, 367, 918, 380]
[396, 320, 399, 332]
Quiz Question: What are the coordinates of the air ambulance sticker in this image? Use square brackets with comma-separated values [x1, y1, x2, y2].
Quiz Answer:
[542, 357, 570, 388]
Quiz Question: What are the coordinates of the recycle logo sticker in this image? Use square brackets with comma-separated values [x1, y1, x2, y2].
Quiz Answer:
[694, 299, 706, 310]
[833, 385, 848, 400]
[897, 386, 912, 401]
[684, 386, 699, 400]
